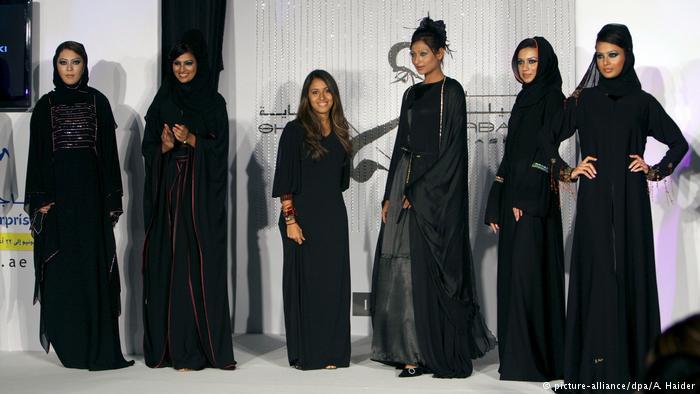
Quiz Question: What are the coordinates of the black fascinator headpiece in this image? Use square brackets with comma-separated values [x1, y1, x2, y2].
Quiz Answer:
[411, 16, 452, 56]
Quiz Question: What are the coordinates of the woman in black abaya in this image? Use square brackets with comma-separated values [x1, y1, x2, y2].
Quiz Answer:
[25, 41, 132, 370]
[552, 24, 688, 391]
[142, 30, 236, 370]
[484, 37, 565, 382]
[370, 17, 496, 379]
[272, 69, 352, 370]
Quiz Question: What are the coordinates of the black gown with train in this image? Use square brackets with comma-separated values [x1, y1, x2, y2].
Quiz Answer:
[141, 83, 236, 370]
[484, 36, 565, 382]
[272, 119, 351, 370]
[25, 86, 132, 370]
[554, 86, 688, 391]
[371, 77, 496, 378]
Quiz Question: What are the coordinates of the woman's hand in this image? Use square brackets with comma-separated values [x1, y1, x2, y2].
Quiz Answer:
[173, 124, 194, 146]
[571, 156, 597, 180]
[381, 201, 390, 224]
[287, 222, 305, 245]
[402, 196, 412, 209]
[489, 223, 500, 234]
[39, 203, 54, 214]
[512, 207, 523, 222]
[161, 124, 174, 153]
[628, 154, 649, 174]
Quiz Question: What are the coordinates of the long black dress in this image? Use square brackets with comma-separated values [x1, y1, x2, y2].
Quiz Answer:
[25, 82, 132, 370]
[272, 119, 351, 370]
[141, 57, 235, 369]
[484, 37, 565, 382]
[371, 77, 496, 378]
[553, 40, 689, 389]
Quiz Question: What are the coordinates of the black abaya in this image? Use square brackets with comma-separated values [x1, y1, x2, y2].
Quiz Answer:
[554, 86, 688, 391]
[141, 83, 235, 371]
[551, 25, 689, 392]
[371, 78, 496, 378]
[484, 37, 566, 382]
[25, 86, 132, 370]
[272, 119, 351, 370]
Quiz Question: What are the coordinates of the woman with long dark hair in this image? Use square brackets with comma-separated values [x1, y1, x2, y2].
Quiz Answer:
[25, 41, 132, 370]
[370, 16, 495, 378]
[272, 69, 352, 370]
[141, 30, 236, 371]
[484, 36, 566, 382]
[552, 24, 688, 390]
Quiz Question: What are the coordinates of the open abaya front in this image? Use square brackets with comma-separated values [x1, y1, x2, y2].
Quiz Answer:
[141, 88, 236, 370]
[371, 78, 496, 378]
[272, 119, 351, 370]
[25, 87, 132, 371]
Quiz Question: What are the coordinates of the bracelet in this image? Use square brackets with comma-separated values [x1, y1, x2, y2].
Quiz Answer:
[283, 206, 297, 218]
[284, 215, 296, 224]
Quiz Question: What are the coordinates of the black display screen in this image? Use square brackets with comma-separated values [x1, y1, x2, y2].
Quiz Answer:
[0, 0, 32, 110]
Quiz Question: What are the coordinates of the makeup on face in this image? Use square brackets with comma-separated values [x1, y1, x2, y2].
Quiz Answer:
[172, 52, 198, 83]
[56, 49, 84, 86]
[308, 78, 333, 117]
[516, 46, 538, 83]
[410, 40, 442, 78]
[595, 41, 626, 79]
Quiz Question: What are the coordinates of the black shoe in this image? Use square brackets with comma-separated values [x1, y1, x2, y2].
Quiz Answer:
[399, 367, 424, 377]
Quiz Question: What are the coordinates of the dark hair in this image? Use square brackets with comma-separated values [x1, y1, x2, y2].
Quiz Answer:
[54, 41, 88, 65]
[511, 38, 538, 83]
[296, 70, 352, 160]
[168, 42, 197, 64]
[596, 23, 633, 53]
[645, 314, 700, 389]
[411, 16, 452, 57]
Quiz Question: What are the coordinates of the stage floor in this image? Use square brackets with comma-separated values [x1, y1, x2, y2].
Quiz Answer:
[1, 335, 553, 393]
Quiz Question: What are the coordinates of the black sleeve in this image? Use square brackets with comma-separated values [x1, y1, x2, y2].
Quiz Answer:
[550, 95, 579, 182]
[645, 94, 689, 181]
[272, 121, 303, 197]
[382, 86, 412, 203]
[512, 91, 565, 217]
[97, 93, 124, 220]
[24, 96, 54, 217]
[484, 117, 513, 225]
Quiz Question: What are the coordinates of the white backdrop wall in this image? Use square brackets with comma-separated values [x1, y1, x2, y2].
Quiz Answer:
[1, 0, 698, 352]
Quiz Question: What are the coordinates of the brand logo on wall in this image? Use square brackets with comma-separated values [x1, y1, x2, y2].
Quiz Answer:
[0, 45, 8, 53]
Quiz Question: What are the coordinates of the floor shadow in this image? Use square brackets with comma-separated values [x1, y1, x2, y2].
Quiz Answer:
[245, 145, 267, 333]
[90, 60, 145, 355]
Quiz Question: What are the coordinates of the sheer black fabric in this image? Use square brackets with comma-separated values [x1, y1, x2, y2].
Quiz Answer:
[272, 119, 351, 370]
[371, 78, 496, 378]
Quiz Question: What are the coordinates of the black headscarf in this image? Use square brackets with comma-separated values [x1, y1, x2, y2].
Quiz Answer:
[573, 23, 642, 97]
[161, 29, 218, 114]
[52, 41, 89, 92]
[511, 36, 562, 107]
